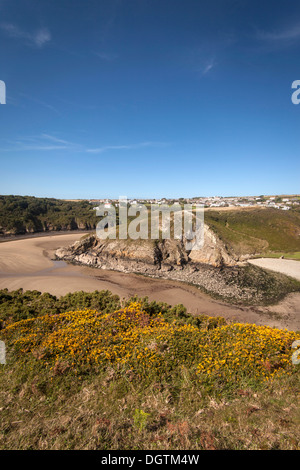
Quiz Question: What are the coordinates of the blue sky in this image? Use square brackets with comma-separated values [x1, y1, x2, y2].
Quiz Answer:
[0, 0, 300, 199]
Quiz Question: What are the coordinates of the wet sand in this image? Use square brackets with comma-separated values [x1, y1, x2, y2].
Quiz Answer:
[0, 233, 299, 330]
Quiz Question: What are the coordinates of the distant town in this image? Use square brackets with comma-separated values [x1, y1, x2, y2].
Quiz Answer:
[89, 195, 300, 211]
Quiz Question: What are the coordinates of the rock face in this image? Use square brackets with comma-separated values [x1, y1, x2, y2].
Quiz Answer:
[0, 221, 96, 237]
[55, 223, 240, 270]
[55, 236, 189, 271]
[188, 224, 237, 267]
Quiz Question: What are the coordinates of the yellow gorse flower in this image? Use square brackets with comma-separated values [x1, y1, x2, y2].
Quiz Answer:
[2, 303, 299, 385]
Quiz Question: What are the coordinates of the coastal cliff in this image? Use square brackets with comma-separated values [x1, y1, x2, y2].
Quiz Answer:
[0, 195, 98, 237]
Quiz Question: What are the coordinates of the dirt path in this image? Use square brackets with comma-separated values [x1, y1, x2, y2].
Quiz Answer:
[0, 233, 299, 331]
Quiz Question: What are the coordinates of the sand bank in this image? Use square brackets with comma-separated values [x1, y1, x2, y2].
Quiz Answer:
[248, 258, 300, 281]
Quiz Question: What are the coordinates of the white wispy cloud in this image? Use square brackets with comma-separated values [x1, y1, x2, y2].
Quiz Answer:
[0, 134, 79, 152]
[256, 23, 300, 45]
[0, 134, 171, 154]
[40, 134, 74, 145]
[19, 93, 60, 114]
[0, 22, 51, 48]
[86, 141, 170, 154]
[93, 51, 118, 61]
[34, 28, 51, 48]
[201, 58, 216, 76]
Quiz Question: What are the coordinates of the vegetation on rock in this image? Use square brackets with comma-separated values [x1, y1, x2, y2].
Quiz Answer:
[0, 195, 98, 235]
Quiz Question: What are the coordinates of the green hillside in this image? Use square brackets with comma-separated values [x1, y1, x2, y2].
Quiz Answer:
[205, 208, 300, 257]
[0, 195, 98, 235]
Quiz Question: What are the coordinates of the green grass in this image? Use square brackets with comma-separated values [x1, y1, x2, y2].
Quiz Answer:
[204, 208, 300, 257]
[252, 252, 300, 261]
[0, 359, 299, 450]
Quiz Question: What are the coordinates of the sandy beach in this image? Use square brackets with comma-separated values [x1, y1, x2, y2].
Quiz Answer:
[0, 233, 299, 330]
[248, 258, 300, 281]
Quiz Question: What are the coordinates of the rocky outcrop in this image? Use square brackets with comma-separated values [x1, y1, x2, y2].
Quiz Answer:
[55, 223, 241, 270]
[55, 236, 189, 272]
[188, 224, 237, 266]
[55, 228, 278, 304]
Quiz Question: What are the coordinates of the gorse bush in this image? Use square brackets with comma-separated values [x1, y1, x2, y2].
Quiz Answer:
[0, 288, 226, 330]
[196, 323, 299, 386]
[1, 294, 300, 450]
[0, 289, 121, 328]
[2, 301, 299, 393]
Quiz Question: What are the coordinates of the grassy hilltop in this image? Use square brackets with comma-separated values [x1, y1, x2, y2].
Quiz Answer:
[205, 207, 300, 259]
[0, 289, 299, 450]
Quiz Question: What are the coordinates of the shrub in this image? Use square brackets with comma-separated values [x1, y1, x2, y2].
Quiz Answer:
[2, 302, 299, 393]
